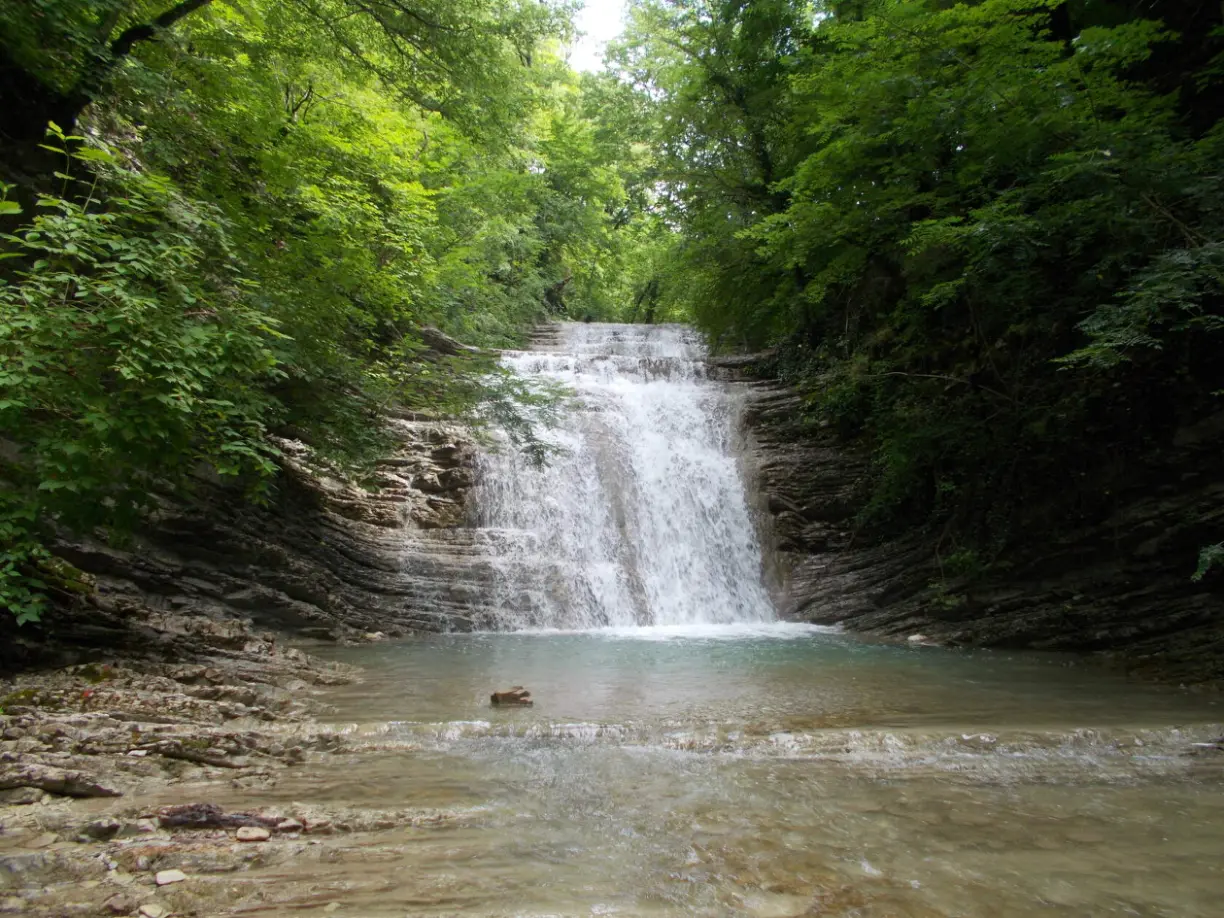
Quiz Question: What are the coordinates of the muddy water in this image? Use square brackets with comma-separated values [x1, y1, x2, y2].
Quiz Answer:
[246, 626, 1224, 918]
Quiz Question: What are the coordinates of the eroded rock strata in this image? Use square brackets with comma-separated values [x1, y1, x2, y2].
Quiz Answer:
[1, 415, 499, 675]
[719, 356, 1224, 683]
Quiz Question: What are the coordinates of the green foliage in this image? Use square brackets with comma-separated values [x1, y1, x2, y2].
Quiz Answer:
[620, 0, 1224, 569]
[0, 0, 654, 621]
[1193, 543, 1224, 582]
[1, 133, 287, 617]
[0, 504, 52, 625]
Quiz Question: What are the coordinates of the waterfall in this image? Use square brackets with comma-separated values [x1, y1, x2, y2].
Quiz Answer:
[477, 323, 774, 630]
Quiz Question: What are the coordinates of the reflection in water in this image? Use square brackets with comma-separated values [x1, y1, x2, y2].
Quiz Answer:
[254, 629, 1224, 918]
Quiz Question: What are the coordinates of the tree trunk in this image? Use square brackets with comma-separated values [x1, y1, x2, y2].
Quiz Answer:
[0, 47, 88, 149]
[0, 0, 216, 171]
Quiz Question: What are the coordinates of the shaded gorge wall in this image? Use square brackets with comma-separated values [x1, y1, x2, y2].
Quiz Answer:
[715, 354, 1224, 684]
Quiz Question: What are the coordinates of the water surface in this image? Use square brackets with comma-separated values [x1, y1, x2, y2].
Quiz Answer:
[288, 628, 1224, 918]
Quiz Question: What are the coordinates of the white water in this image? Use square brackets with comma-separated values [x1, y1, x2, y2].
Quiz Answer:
[478, 323, 774, 630]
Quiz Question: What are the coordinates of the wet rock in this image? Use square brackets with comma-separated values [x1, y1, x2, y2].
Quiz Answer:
[138, 906, 167, 918]
[83, 819, 122, 841]
[103, 893, 136, 915]
[490, 686, 533, 706]
[275, 818, 303, 833]
[0, 763, 121, 798]
[0, 416, 484, 673]
[153, 869, 186, 886]
[0, 852, 49, 876]
[235, 826, 270, 842]
[158, 803, 279, 830]
[0, 788, 41, 806]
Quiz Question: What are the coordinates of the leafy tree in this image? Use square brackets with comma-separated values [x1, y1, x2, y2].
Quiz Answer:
[619, 0, 1224, 569]
[0, 0, 572, 150]
[0, 0, 654, 620]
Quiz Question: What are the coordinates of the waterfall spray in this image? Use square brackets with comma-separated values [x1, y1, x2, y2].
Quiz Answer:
[477, 323, 774, 630]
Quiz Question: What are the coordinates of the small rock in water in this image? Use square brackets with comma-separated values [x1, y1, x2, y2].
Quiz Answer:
[235, 826, 270, 842]
[490, 686, 533, 706]
[907, 634, 929, 644]
[154, 869, 187, 886]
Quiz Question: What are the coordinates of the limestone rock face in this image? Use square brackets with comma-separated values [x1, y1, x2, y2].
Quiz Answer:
[4, 416, 499, 669]
[716, 356, 1224, 684]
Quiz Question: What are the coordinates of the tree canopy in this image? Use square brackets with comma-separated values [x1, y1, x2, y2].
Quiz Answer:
[611, 0, 1224, 578]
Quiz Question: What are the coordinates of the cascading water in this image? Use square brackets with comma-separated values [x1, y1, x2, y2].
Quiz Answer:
[477, 322, 774, 630]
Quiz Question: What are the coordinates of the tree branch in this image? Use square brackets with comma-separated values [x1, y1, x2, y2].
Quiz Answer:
[109, 0, 215, 60]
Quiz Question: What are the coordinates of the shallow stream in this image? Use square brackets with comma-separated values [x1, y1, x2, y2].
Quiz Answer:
[292, 628, 1224, 917]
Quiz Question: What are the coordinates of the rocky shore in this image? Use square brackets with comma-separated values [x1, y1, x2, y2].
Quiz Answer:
[0, 604, 352, 915]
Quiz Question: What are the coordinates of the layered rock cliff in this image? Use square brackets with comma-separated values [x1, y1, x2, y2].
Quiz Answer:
[2, 415, 499, 671]
[721, 358, 1224, 683]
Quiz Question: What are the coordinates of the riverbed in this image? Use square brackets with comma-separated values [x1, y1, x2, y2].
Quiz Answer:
[281, 626, 1224, 917]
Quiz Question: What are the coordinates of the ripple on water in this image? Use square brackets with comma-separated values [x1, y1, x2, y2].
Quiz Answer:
[290, 629, 1224, 916]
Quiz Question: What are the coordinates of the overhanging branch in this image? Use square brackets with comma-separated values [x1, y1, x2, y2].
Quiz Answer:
[109, 0, 216, 59]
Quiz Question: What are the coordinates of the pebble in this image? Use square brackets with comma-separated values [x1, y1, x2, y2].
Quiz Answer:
[276, 818, 303, 832]
[154, 869, 187, 886]
[139, 905, 168, 918]
[236, 826, 270, 842]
